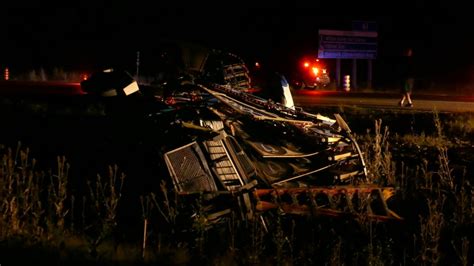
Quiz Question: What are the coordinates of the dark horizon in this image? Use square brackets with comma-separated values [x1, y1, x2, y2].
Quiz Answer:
[2, 4, 474, 89]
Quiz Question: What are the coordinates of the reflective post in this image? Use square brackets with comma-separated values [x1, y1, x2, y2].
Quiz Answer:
[4, 67, 9, 81]
[343, 75, 350, 92]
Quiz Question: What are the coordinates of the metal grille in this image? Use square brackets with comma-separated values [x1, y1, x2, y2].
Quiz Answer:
[225, 136, 256, 179]
[164, 142, 218, 193]
[223, 63, 251, 90]
[205, 140, 243, 190]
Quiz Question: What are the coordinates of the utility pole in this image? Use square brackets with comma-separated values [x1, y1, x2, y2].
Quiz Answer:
[136, 51, 140, 81]
[352, 59, 357, 90]
[368, 59, 373, 89]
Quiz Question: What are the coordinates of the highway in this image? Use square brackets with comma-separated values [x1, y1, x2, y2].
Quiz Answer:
[1, 80, 474, 113]
[292, 90, 474, 113]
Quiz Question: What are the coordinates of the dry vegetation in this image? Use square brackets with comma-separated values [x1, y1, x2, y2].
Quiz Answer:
[0, 111, 473, 265]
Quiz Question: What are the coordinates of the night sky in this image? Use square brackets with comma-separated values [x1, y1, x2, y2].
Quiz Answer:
[1, 1, 474, 87]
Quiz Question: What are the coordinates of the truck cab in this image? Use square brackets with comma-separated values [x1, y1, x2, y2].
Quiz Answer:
[291, 57, 330, 90]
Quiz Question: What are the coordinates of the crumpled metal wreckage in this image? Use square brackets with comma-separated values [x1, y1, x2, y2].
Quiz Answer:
[81, 48, 402, 231]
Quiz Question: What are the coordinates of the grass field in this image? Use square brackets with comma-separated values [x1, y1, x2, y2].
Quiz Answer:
[0, 97, 473, 265]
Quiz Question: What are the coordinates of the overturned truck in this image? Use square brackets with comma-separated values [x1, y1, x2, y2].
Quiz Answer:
[160, 84, 401, 227]
[82, 46, 402, 230]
